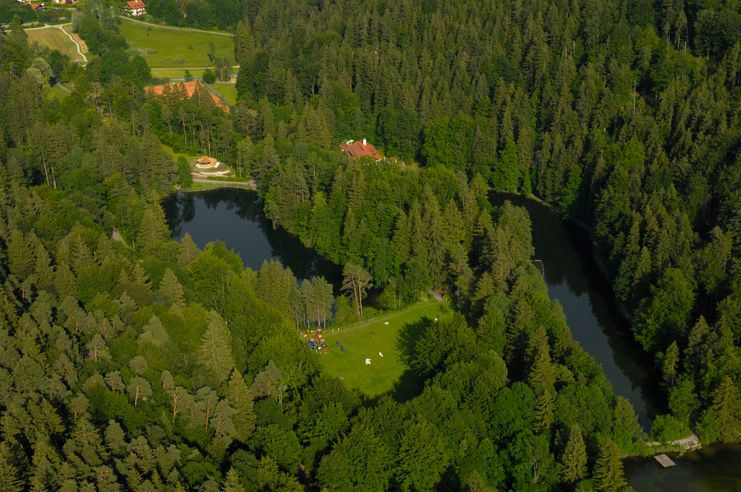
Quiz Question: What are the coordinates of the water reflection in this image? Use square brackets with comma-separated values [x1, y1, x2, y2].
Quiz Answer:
[163, 189, 342, 286]
[490, 193, 662, 429]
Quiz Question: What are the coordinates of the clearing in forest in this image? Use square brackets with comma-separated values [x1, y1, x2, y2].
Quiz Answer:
[319, 300, 447, 398]
[26, 25, 86, 63]
[120, 18, 234, 74]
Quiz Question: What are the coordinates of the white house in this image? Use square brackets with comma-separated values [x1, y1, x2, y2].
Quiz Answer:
[126, 0, 146, 16]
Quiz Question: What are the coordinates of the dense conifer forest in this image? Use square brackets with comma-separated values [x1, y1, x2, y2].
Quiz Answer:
[0, 0, 739, 490]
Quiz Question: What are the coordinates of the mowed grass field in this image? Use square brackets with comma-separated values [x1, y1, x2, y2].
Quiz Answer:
[26, 26, 85, 63]
[320, 301, 447, 397]
[211, 82, 237, 105]
[120, 18, 234, 70]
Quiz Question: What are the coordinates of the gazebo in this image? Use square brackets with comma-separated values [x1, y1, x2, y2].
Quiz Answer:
[195, 156, 219, 169]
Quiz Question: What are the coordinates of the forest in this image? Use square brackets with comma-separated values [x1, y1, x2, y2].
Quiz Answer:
[1, 0, 739, 490]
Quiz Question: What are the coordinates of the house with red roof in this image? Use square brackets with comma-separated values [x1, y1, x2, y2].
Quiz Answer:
[339, 139, 383, 160]
[126, 0, 146, 16]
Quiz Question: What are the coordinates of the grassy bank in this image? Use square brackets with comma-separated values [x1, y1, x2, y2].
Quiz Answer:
[120, 18, 233, 70]
[26, 25, 85, 63]
[319, 301, 447, 397]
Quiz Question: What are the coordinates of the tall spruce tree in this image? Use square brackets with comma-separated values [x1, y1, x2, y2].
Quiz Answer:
[561, 425, 587, 484]
[592, 440, 627, 492]
[199, 312, 235, 382]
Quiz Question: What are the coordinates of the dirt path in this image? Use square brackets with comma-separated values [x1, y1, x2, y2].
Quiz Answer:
[58, 25, 87, 63]
[119, 16, 234, 36]
[191, 178, 256, 189]
[151, 65, 240, 70]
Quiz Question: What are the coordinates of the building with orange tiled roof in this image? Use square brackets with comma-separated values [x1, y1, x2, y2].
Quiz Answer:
[126, 0, 146, 16]
[145, 81, 230, 112]
[339, 139, 383, 160]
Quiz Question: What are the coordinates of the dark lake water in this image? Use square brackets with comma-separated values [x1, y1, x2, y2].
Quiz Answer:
[164, 188, 739, 490]
[490, 193, 661, 428]
[162, 188, 341, 285]
[490, 193, 741, 491]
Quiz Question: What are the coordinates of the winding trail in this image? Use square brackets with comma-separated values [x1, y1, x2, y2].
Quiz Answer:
[23, 24, 87, 64]
[119, 16, 234, 36]
[58, 25, 87, 64]
[191, 178, 256, 189]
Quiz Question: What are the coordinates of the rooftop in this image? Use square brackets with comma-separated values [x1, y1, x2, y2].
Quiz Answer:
[145, 81, 229, 112]
[339, 139, 382, 160]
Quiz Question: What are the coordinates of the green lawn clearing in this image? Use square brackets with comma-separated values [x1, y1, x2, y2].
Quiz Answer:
[120, 18, 234, 70]
[211, 82, 237, 105]
[319, 301, 447, 398]
[161, 143, 198, 162]
[26, 25, 85, 63]
[45, 84, 70, 102]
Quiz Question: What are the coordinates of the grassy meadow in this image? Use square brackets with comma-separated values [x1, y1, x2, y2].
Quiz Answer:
[26, 26, 85, 63]
[120, 18, 234, 71]
[319, 301, 447, 397]
[211, 82, 237, 105]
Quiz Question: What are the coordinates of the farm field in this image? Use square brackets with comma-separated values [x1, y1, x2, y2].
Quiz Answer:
[26, 25, 85, 63]
[120, 18, 234, 71]
[319, 300, 447, 397]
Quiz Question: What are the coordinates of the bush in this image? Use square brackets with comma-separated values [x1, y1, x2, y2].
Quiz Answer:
[202, 69, 216, 84]
[650, 414, 689, 442]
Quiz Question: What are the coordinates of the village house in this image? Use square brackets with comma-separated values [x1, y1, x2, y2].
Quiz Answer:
[144, 80, 230, 112]
[126, 0, 146, 16]
[52, 0, 77, 4]
[29, 2, 44, 11]
[339, 138, 383, 160]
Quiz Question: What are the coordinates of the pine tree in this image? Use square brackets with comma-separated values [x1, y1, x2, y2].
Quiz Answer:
[158, 268, 185, 307]
[561, 425, 587, 484]
[534, 388, 555, 433]
[7, 229, 34, 279]
[592, 440, 627, 492]
[0, 442, 23, 492]
[527, 329, 556, 391]
[699, 376, 741, 442]
[137, 200, 170, 256]
[341, 263, 372, 317]
[178, 233, 200, 269]
[198, 312, 235, 381]
[612, 397, 641, 450]
[661, 341, 679, 385]
[227, 371, 256, 443]
[222, 468, 243, 492]
[127, 377, 152, 407]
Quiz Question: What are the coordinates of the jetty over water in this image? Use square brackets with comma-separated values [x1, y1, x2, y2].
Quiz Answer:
[654, 454, 677, 468]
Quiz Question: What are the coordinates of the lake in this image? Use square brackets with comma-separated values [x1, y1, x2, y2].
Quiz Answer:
[490, 193, 661, 428]
[162, 188, 341, 285]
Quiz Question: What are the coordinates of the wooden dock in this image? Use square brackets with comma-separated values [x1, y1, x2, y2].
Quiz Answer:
[654, 454, 677, 468]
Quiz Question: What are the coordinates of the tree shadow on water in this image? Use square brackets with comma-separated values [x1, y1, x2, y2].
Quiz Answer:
[389, 317, 435, 402]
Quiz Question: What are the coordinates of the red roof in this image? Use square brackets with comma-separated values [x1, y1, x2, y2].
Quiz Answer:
[145, 81, 230, 112]
[127, 0, 146, 9]
[339, 139, 382, 160]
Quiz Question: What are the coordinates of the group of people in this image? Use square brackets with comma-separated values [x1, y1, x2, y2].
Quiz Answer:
[303, 328, 329, 353]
